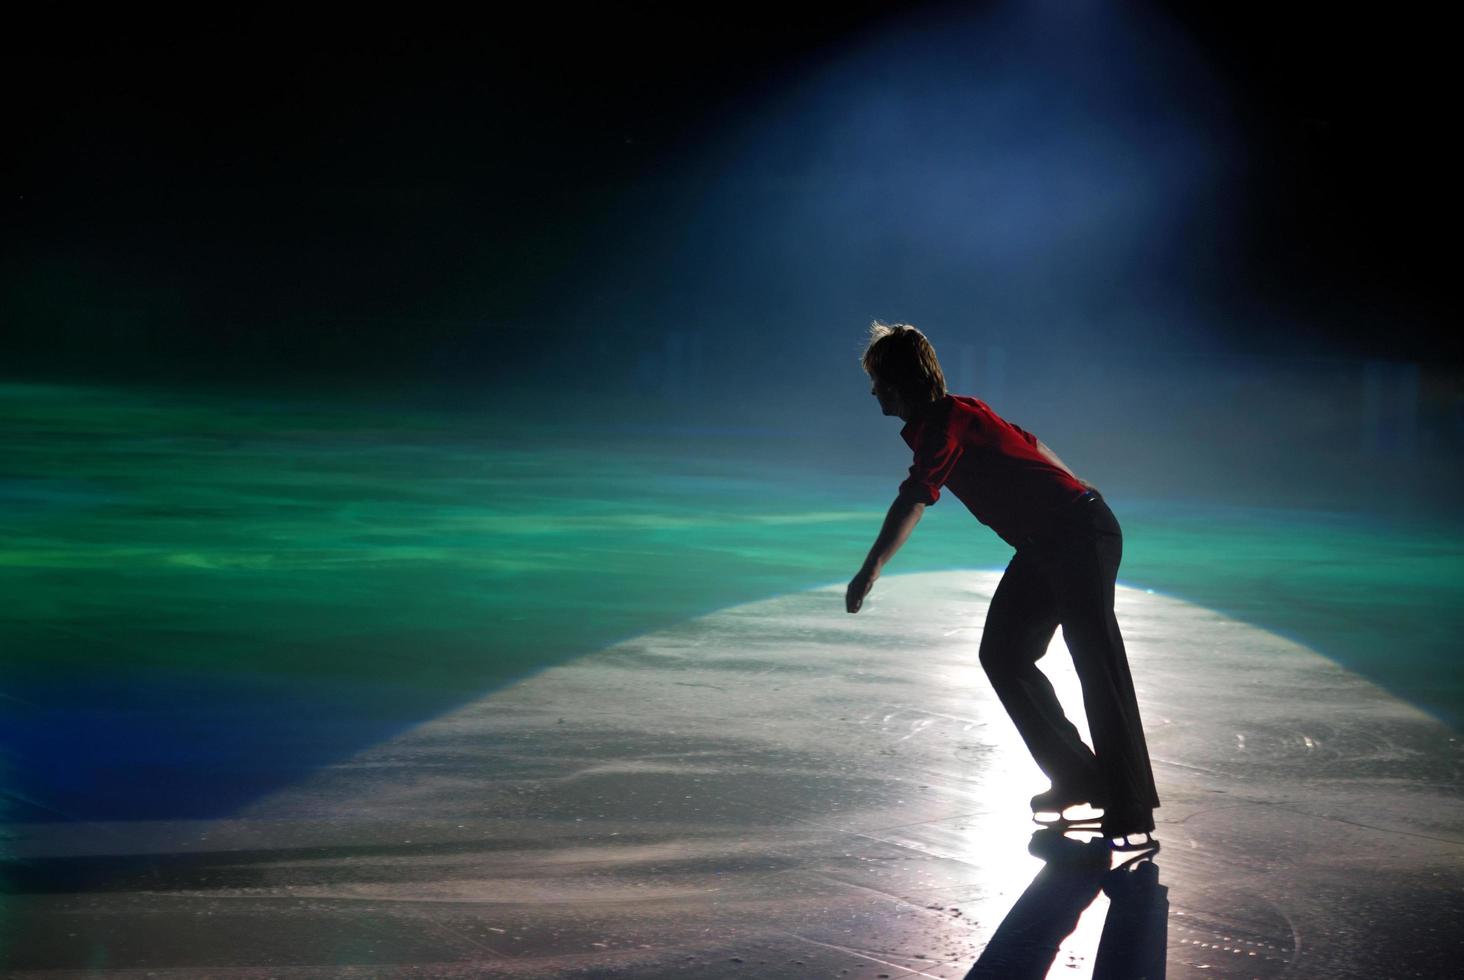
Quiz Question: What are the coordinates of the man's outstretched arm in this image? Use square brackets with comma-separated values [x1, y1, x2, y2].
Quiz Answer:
[846, 496, 926, 613]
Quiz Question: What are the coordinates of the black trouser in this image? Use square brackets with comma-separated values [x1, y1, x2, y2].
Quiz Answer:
[978, 493, 1159, 830]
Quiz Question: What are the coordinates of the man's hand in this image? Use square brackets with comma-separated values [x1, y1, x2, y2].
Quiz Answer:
[846, 497, 925, 614]
[846, 566, 877, 613]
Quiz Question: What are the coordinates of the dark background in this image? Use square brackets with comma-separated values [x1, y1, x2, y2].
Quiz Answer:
[6, 2, 1456, 383]
[6, 2, 1462, 522]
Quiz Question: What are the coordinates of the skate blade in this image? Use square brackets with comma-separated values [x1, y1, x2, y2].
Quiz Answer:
[1032, 814, 1104, 829]
[1032, 802, 1104, 829]
[1108, 832, 1160, 855]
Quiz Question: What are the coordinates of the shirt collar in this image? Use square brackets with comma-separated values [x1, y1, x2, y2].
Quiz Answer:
[900, 395, 949, 439]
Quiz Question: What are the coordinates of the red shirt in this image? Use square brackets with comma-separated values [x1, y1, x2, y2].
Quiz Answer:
[898, 395, 1088, 548]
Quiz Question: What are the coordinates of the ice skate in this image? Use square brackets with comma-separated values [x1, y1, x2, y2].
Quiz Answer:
[1101, 808, 1158, 854]
[1030, 783, 1105, 830]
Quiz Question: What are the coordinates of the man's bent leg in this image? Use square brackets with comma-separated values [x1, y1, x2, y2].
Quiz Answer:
[980, 550, 1102, 796]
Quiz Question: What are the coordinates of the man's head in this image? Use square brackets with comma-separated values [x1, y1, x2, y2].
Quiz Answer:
[861, 321, 947, 420]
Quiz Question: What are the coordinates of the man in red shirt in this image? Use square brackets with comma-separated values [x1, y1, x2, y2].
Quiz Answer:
[846, 322, 1159, 849]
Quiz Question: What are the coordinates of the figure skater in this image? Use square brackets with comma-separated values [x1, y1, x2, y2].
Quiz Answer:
[845, 322, 1159, 849]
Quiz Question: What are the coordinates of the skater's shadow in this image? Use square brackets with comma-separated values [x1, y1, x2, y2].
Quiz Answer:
[963, 829, 1168, 979]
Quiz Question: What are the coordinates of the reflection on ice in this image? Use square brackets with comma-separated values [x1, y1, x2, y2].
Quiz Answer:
[5, 571, 1458, 975]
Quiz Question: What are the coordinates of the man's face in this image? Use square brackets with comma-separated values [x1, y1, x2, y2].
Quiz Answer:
[871, 376, 904, 419]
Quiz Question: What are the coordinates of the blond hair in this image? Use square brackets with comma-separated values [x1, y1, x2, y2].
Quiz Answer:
[861, 321, 947, 404]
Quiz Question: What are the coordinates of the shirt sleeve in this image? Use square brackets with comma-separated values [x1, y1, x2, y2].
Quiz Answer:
[897, 423, 963, 505]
